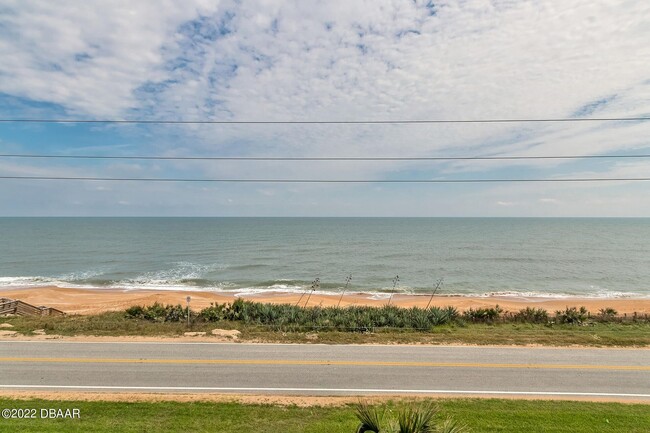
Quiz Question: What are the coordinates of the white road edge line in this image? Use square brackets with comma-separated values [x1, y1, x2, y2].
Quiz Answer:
[0, 385, 648, 398]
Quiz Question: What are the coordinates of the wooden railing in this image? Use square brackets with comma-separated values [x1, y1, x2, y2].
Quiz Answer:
[0, 298, 65, 317]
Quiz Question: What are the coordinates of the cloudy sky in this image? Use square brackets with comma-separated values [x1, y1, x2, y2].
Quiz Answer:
[1, 0, 649, 216]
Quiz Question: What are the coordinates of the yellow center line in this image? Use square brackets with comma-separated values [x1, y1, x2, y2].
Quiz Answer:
[0, 357, 648, 371]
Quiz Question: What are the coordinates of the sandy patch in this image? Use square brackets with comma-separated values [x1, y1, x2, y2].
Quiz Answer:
[211, 329, 241, 339]
[0, 391, 647, 405]
[1, 286, 649, 316]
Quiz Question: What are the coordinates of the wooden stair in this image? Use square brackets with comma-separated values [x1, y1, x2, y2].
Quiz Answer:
[0, 298, 65, 317]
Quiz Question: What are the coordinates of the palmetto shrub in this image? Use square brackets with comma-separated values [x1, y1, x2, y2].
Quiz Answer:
[354, 401, 469, 433]
[513, 307, 549, 324]
[198, 303, 227, 322]
[125, 302, 192, 322]
[142, 302, 169, 322]
[597, 307, 618, 322]
[427, 306, 455, 326]
[555, 306, 589, 325]
[409, 307, 431, 331]
[126, 300, 480, 328]
[163, 304, 189, 322]
[126, 300, 637, 329]
[125, 305, 145, 319]
[461, 305, 502, 323]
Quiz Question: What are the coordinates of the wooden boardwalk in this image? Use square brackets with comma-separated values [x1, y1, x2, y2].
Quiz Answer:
[0, 298, 65, 317]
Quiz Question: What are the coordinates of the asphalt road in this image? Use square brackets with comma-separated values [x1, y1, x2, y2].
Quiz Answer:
[1, 341, 649, 400]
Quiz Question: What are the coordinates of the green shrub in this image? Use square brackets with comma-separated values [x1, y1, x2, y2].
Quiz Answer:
[125, 305, 145, 319]
[513, 307, 549, 324]
[444, 306, 459, 321]
[597, 307, 618, 322]
[164, 304, 188, 322]
[124, 303, 191, 323]
[198, 303, 226, 322]
[555, 306, 589, 325]
[410, 307, 431, 331]
[125, 299, 638, 330]
[354, 401, 469, 433]
[125, 300, 469, 329]
[428, 306, 458, 325]
[143, 303, 169, 322]
[462, 305, 502, 323]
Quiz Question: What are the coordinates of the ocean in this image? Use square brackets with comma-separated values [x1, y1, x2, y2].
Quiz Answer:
[1, 217, 649, 298]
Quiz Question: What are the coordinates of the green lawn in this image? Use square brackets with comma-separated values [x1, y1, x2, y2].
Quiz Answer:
[0, 399, 648, 433]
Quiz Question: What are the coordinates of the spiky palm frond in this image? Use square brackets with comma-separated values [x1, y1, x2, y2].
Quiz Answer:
[396, 403, 437, 433]
[355, 401, 384, 433]
[353, 402, 469, 433]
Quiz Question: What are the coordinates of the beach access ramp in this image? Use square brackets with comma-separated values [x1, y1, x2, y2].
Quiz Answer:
[0, 298, 65, 317]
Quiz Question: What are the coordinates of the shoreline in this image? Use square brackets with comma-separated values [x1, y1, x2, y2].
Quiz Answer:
[2, 286, 650, 315]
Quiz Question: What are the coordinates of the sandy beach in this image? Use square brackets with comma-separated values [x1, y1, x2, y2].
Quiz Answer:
[2, 286, 649, 315]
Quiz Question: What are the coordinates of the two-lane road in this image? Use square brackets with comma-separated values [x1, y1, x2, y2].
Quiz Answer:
[1, 341, 649, 400]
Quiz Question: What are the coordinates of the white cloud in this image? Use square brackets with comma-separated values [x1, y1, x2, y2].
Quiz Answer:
[1, 0, 650, 215]
[0, 0, 220, 116]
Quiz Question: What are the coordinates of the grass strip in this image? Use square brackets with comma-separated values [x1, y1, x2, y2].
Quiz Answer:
[3, 312, 650, 347]
[0, 398, 648, 433]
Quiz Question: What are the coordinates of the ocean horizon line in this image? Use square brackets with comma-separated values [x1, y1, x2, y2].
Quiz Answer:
[2, 216, 650, 219]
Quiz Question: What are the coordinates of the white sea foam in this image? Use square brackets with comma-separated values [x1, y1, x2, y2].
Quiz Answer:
[0, 276, 59, 287]
[368, 292, 393, 300]
[56, 270, 106, 281]
[0, 276, 99, 290]
[1, 275, 649, 299]
[117, 280, 236, 292]
[231, 285, 329, 297]
[128, 262, 228, 284]
[111, 262, 230, 290]
[472, 291, 576, 299]
[452, 290, 650, 299]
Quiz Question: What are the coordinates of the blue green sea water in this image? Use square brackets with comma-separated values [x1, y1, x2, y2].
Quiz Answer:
[1, 217, 649, 298]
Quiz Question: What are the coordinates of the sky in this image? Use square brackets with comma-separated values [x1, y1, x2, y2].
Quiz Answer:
[0, 0, 649, 216]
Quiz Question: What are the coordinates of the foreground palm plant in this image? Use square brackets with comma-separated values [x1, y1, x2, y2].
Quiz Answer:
[355, 401, 469, 433]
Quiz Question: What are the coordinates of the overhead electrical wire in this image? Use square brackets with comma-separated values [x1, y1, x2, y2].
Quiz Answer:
[0, 116, 649, 125]
[1, 176, 649, 183]
[1, 153, 650, 161]
[2, 154, 648, 183]
[3, 117, 648, 183]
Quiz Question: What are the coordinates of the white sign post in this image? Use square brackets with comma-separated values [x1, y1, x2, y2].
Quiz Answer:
[186, 296, 191, 327]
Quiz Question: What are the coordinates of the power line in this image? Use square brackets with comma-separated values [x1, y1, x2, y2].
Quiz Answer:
[1, 176, 649, 183]
[2, 153, 650, 161]
[0, 116, 649, 125]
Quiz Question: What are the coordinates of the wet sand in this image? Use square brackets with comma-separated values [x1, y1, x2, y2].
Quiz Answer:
[2, 286, 649, 315]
